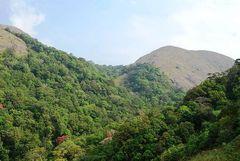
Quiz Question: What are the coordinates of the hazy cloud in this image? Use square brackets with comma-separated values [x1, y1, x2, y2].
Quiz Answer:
[9, 0, 45, 36]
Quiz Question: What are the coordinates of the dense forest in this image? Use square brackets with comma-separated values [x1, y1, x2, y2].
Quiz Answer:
[0, 30, 183, 160]
[0, 29, 239, 161]
[90, 60, 240, 161]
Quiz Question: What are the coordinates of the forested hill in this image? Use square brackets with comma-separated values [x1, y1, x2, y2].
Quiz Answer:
[0, 25, 239, 161]
[90, 60, 240, 161]
[96, 63, 185, 107]
[0, 26, 183, 160]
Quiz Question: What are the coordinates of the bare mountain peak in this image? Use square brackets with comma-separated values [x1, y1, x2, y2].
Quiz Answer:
[136, 46, 234, 90]
[158, 45, 186, 50]
[0, 24, 27, 55]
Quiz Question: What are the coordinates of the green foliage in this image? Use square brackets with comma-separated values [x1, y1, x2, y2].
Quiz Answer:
[123, 64, 185, 106]
[1, 30, 240, 161]
[52, 140, 84, 161]
[0, 33, 184, 160]
[159, 144, 185, 161]
[90, 61, 240, 161]
[90, 109, 186, 161]
[190, 135, 240, 161]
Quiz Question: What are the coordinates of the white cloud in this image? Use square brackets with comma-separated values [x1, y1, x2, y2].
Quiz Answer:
[170, 0, 240, 59]
[9, 0, 45, 36]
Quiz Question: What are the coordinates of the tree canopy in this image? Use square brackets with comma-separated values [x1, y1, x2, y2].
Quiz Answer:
[0, 29, 239, 161]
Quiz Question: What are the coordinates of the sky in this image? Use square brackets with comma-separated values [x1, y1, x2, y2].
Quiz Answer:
[0, 0, 239, 65]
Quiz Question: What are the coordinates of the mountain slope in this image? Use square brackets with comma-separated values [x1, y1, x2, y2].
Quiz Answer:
[91, 60, 240, 161]
[0, 26, 27, 55]
[121, 64, 184, 106]
[0, 25, 184, 160]
[0, 24, 239, 161]
[136, 46, 234, 90]
[0, 27, 144, 160]
[96, 63, 185, 107]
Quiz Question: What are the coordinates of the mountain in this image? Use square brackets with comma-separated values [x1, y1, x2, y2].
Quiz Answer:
[136, 46, 234, 90]
[0, 25, 183, 160]
[0, 24, 239, 161]
[93, 60, 240, 161]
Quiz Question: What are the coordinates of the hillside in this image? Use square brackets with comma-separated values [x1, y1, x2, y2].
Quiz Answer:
[120, 64, 184, 106]
[136, 46, 234, 90]
[0, 26, 183, 160]
[0, 25, 239, 161]
[92, 60, 240, 161]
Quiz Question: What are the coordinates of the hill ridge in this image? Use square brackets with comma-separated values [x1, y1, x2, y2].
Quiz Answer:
[136, 46, 234, 90]
[0, 24, 27, 55]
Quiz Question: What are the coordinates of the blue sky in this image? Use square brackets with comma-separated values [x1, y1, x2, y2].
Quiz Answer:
[0, 0, 239, 65]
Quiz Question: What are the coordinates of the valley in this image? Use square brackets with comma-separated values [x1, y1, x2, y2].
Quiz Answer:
[0, 25, 239, 161]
